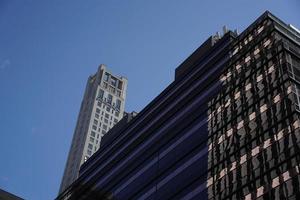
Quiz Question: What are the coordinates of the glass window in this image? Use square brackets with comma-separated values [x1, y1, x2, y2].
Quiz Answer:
[90, 137, 94, 142]
[111, 77, 117, 86]
[98, 89, 104, 100]
[116, 99, 121, 110]
[103, 124, 107, 130]
[88, 143, 93, 149]
[104, 72, 109, 81]
[117, 81, 123, 90]
[91, 131, 96, 137]
[107, 94, 113, 104]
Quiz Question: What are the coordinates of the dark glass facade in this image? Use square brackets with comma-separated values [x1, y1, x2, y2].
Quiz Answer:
[57, 11, 300, 200]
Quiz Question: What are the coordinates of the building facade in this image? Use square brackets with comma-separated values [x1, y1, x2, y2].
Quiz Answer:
[57, 11, 300, 200]
[59, 65, 127, 194]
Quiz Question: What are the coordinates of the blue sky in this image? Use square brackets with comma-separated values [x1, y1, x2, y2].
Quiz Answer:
[0, 1, 299, 199]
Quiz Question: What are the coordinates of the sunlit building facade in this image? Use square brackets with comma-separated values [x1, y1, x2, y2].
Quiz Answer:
[59, 65, 127, 194]
[57, 11, 300, 200]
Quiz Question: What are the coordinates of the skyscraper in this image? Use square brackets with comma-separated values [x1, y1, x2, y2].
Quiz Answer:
[57, 11, 300, 200]
[59, 64, 127, 194]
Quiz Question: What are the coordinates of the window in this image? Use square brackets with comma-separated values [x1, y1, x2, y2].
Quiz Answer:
[90, 137, 94, 142]
[259, 104, 267, 113]
[245, 55, 251, 63]
[106, 106, 111, 112]
[111, 77, 117, 86]
[114, 118, 118, 123]
[268, 65, 275, 74]
[117, 90, 121, 97]
[103, 124, 107, 130]
[245, 83, 252, 91]
[226, 128, 233, 137]
[249, 112, 256, 121]
[116, 99, 121, 110]
[256, 74, 263, 82]
[96, 108, 100, 113]
[240, 154, 247, 164]
[95, 113, 99, 119]
[263, 39, 271, 47]
[107, 94, 113, 104]
[257, 25, 264, 34]
[92, 125, 97, 130]
[91, 131, 96, 137]
[237, 120, 244, 130]
[251, 146, 260, 156]
[88, 143, 93, 149]
[272, 176, 280, 188]
[115, 112, 120, 117]
[104, 72, 109, 82]
[230, 161, 236, 171]
[98, 89, 104, 100]
[234, 91, 241, 100]
[102, 130, 107, 134]
[253, 48, 260, 56]
[93, 119, 98, 125]
[105, 113, 109, 119]
[256, 186, 264, 198]
[87, 150, 92, 156]
[273, 94, 280, 103]
[117, 81, 123, 90]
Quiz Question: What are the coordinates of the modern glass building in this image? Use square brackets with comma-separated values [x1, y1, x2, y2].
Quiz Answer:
[57, 11, 300, 200]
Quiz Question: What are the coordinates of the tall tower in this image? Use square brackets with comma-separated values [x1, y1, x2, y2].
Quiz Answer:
[59, 64, 127, 194]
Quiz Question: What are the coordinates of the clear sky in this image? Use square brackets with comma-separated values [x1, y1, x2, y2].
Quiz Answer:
[0, 0, 299, 199]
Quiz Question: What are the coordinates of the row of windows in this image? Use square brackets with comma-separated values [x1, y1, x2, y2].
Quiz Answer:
[211, 50, 282, 114]
[211, 91, 287, 147]
[207, 137, 300, 199]
[86, 102, 121, 158]
[96, 102, 120, 118]
[98, 89, 122, 110]
[244, 165, 300, 200]
[103, 72, 123, 89]
[208, 103, 297, 171]
[231, 19, 271, 58]
[221, 36, 274, 86]
[207, 119, 300, 187]
[209, 64, 277, 123]
[208, 75, 289, 139]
